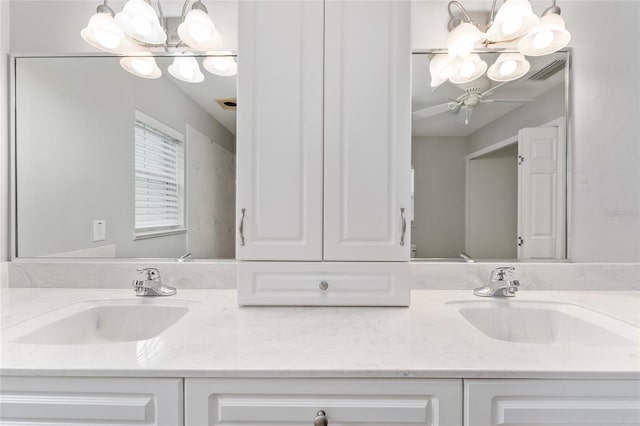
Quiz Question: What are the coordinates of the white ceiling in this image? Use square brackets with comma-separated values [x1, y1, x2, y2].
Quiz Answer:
[412, 52, 566, 137]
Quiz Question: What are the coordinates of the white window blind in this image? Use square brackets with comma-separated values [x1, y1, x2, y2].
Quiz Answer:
[134, 117, 184, 233]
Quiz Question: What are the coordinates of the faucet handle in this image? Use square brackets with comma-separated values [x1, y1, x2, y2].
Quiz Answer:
[137, 267, 161, 281]
[491, 266, 515, 281]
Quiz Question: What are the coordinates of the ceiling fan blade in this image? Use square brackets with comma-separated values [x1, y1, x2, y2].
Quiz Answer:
[480, 98, 536, 103]
[412, 102, 453, 120]
[481, 80, 513, 98]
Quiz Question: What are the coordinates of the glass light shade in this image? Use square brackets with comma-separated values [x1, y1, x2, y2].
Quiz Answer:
[518, 13, 571, 56]
[115, 0, 167, 45]
[449, 54, 487, 84]
[428, 54, 454, 88]
[168, 56, 205, 83]
[447, 22, 485, 58]
[177, 9, 223, 51]
[487, 53, 531, 82]
[486, 0, 539, 42]
[203, 53, 237, 76]
[81, 12, 130, 54]
[120, 55, 162, 79]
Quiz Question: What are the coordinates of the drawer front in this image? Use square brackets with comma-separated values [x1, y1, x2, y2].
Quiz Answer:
[237, 262, 410, 306]
[0, 377, 183, 425]
[186, 378, 462, 426]
[465, 379, 640, 426]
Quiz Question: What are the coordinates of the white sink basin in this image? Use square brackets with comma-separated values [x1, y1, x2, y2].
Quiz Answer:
[447, 300, 639, 345]
[6, 299, 192, 345]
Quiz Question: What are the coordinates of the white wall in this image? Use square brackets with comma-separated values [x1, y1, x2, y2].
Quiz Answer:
[412, 0, 640, 262]
[412, 136, 467, 258]
[1, 0, 9, 286]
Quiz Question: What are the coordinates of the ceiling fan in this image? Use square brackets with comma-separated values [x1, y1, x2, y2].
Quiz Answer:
[412, 76, 534, 125]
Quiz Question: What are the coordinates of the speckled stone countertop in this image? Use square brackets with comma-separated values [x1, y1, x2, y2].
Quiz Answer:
[1, 289, 639, 379]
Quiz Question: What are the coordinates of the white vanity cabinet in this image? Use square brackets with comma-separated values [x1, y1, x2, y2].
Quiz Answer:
[0, 377, 183, 425]
[464, 379, 640, 425]
[236, 0, 411, 262]
[184, 378, 463, 426]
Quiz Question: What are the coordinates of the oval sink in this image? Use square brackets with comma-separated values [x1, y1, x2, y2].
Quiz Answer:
[447, 300, 639, 346]
[6, 299, 193, 345]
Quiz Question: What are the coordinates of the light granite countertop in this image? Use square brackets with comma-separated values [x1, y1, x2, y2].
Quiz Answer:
[1, 289, 639, 379]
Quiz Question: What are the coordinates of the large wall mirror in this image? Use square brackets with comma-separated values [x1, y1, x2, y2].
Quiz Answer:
[13, 55, 237, 259]
[411, 50, 569, 261]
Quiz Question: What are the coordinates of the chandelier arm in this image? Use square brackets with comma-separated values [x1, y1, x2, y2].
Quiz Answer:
[181, 0, 192, 22]
[447, 1, 472, 23]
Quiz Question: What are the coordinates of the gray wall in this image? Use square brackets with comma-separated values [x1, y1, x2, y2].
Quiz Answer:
[16, 58, 235, 258]
[411, 0, 640, 262]
[412, 136, 467, 258]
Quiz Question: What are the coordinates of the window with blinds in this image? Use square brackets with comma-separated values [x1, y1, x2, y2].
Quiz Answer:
[134, 113, 185, 235]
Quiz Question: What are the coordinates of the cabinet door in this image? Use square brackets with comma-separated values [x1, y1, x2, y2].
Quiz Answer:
[323, 0, 411, 261]
[237, 1, 324, 260]
[0, 377, 183, 425]
[465, 379, 640, 426]
[185, 378, 462, 426]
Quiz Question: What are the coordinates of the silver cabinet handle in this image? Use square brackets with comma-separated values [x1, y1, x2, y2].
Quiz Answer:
[239, 208, 246, 246]
[400, 208, 406, 246]
[314, 410, 328, 426]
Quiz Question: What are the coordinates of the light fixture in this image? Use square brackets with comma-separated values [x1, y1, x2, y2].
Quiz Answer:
[115, 0, 167, 45]
[81, 4, 130, 54]
[449, 54, 488, 84]
[168, 55, 205, 83]
[203, 53, 237, 76]
[487, 52, 530, 81]
[486, 0, 539, 42]
[518, 3, 571, 56]
[177, 2, 223, 51]
[429, 54, 454, 88]
[120, 55, 162, 79]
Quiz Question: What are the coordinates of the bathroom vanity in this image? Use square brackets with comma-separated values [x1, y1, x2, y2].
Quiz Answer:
[1, 288, 638, 425]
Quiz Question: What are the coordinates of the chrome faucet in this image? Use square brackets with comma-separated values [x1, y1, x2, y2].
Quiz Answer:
[132, 268, 177, 296]
[473, 267, 520, 297]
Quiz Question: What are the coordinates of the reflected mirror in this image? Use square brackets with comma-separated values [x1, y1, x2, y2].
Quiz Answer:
[14, 55, 237, 259]
[411, 51, 568, 261]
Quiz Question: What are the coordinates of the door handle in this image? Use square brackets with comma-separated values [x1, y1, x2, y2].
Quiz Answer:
[400, 208, 406, 246]
[239, 208, 246, 246]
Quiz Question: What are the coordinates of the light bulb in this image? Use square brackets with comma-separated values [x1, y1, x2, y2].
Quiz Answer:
[94, 29, 121, 49]
[131, 58, 153, 75]
[460, 60, 476, 78]
[179, 63, 195, 79]
[131, 15, 152, 36]
[210, 57, 230, 71]
[502, 16, 523, 35]
[533, 30, 554, 49]
[189, 22, 212, 43]
[499, 59, 518, 76]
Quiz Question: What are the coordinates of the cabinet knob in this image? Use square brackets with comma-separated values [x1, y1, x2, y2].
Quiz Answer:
[319, 281, 329, 291]
[314, 410, 328, 426]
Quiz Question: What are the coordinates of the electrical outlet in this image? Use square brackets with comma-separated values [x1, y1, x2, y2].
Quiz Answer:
[93, 220, 106, 241]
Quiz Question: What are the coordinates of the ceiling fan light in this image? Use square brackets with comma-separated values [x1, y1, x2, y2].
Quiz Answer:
[518, 13, 570, 56]
[115, 0, 167, 45]
[486, 0, 539, 42]
[447, 22, 485, 58]
[81, 12, 130, 53]
[449, 54, 487, 84]
[429, 54, 453, 88]
[120, 55, 162, 79]
[203, 53, 238, 76]
[178, 9, 222, 51]
[168, 55, 205, 83]
[487, 52, 530, 82]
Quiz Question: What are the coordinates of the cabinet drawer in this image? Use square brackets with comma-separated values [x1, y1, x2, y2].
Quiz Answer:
[0, 376, 183, 425]
[185, 378, 462, 426]
[237, 262, 410, 306]
[465, 379, 640, 426]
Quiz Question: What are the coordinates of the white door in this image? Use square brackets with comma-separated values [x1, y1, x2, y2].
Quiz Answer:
[236, 1, 324, 260]
[323, 0, 411, 261]
[518, 126, 566, 259]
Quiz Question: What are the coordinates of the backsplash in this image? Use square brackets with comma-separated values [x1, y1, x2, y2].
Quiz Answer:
[7, 261, 640, 291]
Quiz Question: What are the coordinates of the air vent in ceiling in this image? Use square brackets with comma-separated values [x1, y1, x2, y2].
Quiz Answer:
[216, 98, 237, 110]
[528, 59, 566, 81]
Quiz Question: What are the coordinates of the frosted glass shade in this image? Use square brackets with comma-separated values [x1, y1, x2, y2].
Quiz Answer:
[120, 55, 162, 79]
[486, 0, 539, 42]
[81, 12, 130, 54]
[203, 53, 237, 76]
[487, 53, 531, 82]
[178, 9, 223, 51]
[449, 54, 487, 84]
[168, 56, 205, 83]
[115, 0, 167, 45]
[518, 13, 571, 56]
[429, 54, 454, 88]
[447, 22, 485, 58]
